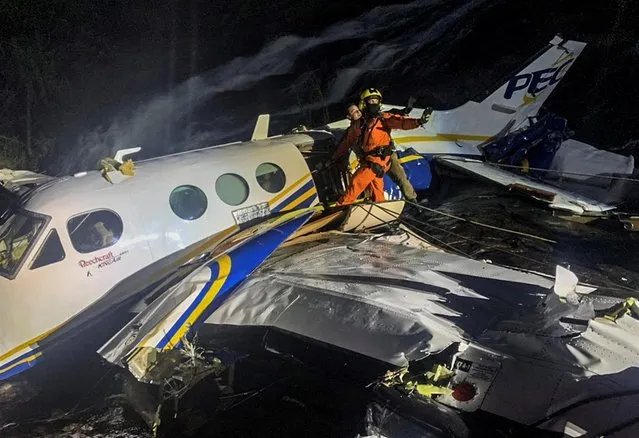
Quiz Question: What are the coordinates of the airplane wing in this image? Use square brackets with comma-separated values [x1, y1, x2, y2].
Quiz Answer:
[435, 155, 618, 215]
[195, 234, 639, 436]
[98, 223, 639, 437]
[98, 207, 316, 380]
[102, 226, 601, 375]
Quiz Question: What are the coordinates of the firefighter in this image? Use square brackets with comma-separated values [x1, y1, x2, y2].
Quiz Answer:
[334, 88, 430, 206]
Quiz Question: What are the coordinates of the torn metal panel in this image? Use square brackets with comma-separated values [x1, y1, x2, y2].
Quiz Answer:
[205, 235, 565, 365]
[98, 209, 315, 380]
[547, 139, 635, 205]
[436, 156, 616, 215]
[446, 297, 639, 434]
[98, 229, 638, 437]
[568, 313, 639, 374]
[0, 169, 57, 188]
[473, 294, 637, 372]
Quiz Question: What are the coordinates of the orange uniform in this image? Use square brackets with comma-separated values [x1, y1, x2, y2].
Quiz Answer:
[332, 123, 363, 162]
[334, 113, 421, 206]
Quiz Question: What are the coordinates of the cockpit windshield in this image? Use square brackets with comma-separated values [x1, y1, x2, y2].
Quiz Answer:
[0, 212, 46, 279]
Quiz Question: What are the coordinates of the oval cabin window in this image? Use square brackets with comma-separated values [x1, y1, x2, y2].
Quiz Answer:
[169, 185, 208, 220]
[216, 174, 249, 206]
[256, 163, 286, 193]
[67, 210, 123, 254]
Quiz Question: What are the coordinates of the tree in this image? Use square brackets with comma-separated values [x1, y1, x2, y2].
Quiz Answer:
[0, 36, 66, 169]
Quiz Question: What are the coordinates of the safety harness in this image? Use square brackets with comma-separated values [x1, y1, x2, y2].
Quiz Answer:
[356, 116, 394, 177]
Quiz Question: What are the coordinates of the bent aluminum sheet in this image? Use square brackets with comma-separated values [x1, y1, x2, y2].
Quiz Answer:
[546, 139, 635, 205]
[205, 234, 583, 366]
[436, 156, 616, 214]
[474, 312, 639, 433]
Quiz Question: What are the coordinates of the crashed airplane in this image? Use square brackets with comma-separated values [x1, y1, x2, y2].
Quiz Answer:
[326, 35, 638, 220]
[0, 34, 638, 437]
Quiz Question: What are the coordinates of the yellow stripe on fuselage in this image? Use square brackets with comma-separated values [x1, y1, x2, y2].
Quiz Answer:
[0, 324, 60, 363]
[398, 155, 422, 164]
[269, 173, 312, 208]
[162, 254, 232, 351]
[281, 187, 316, 212]
[0, 352, 42, 375]
[1, 225, 240, 368]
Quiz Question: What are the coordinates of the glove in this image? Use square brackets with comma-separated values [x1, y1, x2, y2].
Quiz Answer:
[420, 107, 433, 125]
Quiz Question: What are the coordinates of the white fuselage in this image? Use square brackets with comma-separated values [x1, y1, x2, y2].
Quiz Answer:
[0, 134, 324, 379]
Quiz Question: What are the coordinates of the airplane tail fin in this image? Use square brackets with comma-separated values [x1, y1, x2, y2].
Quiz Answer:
[483, 35, 586, 118]
[423, 35, 587, 142]
[251, 114, 270, 140]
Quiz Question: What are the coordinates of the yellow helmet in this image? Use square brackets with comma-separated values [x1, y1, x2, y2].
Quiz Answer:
[359, 88, 382, 110]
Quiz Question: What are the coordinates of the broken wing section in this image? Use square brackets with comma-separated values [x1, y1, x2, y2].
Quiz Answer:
[436, 156, 617, 215]
[98, 209, 315, 382]
[206, 234, 567, 366]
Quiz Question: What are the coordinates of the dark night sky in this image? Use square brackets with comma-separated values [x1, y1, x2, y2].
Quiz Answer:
[0, 0, 637, 173]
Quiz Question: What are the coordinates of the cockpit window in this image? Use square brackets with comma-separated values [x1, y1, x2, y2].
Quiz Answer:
[0, 212, 46, 278]
[30, 229, 65, 270]
[67, 209, 123, 254]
